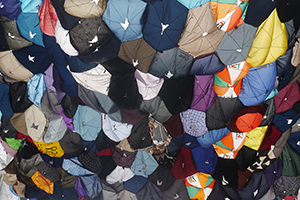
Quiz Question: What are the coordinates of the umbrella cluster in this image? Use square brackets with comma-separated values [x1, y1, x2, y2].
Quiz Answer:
[0, 0, 300, 199]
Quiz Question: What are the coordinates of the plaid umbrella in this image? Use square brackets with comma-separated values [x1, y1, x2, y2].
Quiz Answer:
[118, 38, 157, 73]
[178, 3, 225, 58]
[180, 109, 208, 137]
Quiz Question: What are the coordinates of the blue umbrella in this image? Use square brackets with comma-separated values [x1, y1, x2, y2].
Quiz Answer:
[196, 127, 230, 148]
[191, 145, 218, 175]
[238, 61, 276, 106]
[143, 0, 188, 51]
[177, 0, 209, 9]
[16, 12, 44, 47]
[102, 0, 147, 42]
[0, 82, 14, 119]
[73, 105, 102, 141]
[19, 0, 42, 13]
[189, 53, 226, 75]
[273, 108, 300, 133]
[0, 0, 22, 20]
[27, 73, 46, 108]
[64, 53, 97, 73]
[182, 133, 198, 149]
[124, 175, 150, 194]
[131, 151, 159, 178]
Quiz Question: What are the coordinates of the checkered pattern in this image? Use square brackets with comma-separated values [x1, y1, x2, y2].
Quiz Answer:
[180, 109, 208, 137]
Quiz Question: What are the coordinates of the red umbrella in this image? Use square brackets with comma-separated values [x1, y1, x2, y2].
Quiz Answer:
[274, 82, 300, 113]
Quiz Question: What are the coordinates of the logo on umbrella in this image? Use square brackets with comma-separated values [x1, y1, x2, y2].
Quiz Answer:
[121, 18, 130, 30]
[29, 31, 37, 39]
[0, 2, 4, 8]
[161, 23, 169, 35]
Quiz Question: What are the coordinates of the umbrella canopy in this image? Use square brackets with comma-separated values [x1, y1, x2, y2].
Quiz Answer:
[143, 0, 188, 51]
[19, 0, 43, 13]
[183, 133, 198, 150]
[73, 105, 102, 141]
[80, 175, 102, 199]
[24, 104, 47, 142]
[178, 0, 209, 9]
[273, 176, 300, 198]
[62, 157, 95, 176]
[102, 0, 147, 42]
[9, 81, 33, 113]
[16, 12, 44, 47]
[163, 179, 189, 200]
[171, 147, 197, 179]
[180, 109, 208, 137]
[246, 9, 287, 67]
[244, 126, 268, 151]
[205, 96, 244, 130]
[102, 114, 133, 142]
[197, 127, 230, 148]
[136, 182, 163, 200]
[191, 75, 216, 112]
[0, 0, 22, 20]
[58, 94, 77, 118]
[64, 0, 107, 18]
[128, 117, 153, 150]
[259, 98, 276, 127]
[95, 129, 119, 153]
[1, 16, 33, 50]
[185, 172, 214, 199]
[69, 64, 111, 95]
[0, 83, 13, 119]
[112, 147, 137, 168]
[64, 53, 97, 72]
[259, 124, 282, 151]
[0, 115, 18, 139]
[43, 116, 67, 143]
[274, 81, 300, 113]
[148, 47, 193, 79]
[272, 108, 300, 133]
[55, 19, 78, 56]
[263, 158, 282, 188]
[163, 114, 184, 138]
[118, 190, 137, 200]
[191, 145, 218, 175]
[189, 53, 226, 75]
[118, 37, 157, 73]
[280, 143, 300, 177]
[229, 105, 266, 133]
[130, 151, 159, 178]
[120, 108, 147, 126]
[235, 146, 257, 171]
[158, 75, 195, 115]
[69, 17, 112, 55]
[124, 175, 150, 194]
[27, 73, 46, 108]
[148, 165, 175, 191]
[38, 0, 58, 37]
[0, 51, 33, 82]
[213, 61, 251, 98]
[216, 22, 257, 65]
[106, 166, 135, 185]
[101, 180, 124, 200]
[135, 70, 164, 100]
[208, 180, 241, 200]
[178, 3, 225, 58]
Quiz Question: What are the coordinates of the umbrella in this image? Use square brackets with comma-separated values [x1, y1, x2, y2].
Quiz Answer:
[69, 17, 112, 55]
[274, 81, 300, 113]
[0, 0, 22, 20]
[246, 9, 287, 67]
[196, 127, 230, 148]
[0, 83, 14, 119]
[178, 3, 225, 58]
[191, 75, 216, 112]
[64, 53, 97, 72]
[116, 139, 136, 153]
[136, 182, 163, 200]
[170, 147, 197, 179]
[280, 143, 300, 177]
[40, 89, 63, 120]
[139, 96, 172, 123]
[178, 0, 208, 9]
[163, 114, 184, 138]
[9, 81, 33, 113]
[108, 73, 143, 110]
[213, 132, 247, 159]
[143, 0, 188, 51]
[273, 176, 300, 198]
[148, 47, 193, 79]
[189, 53, 225, 75]
[185, 172, 214, 199]
[263, 158, 282, 188]
[277, 62, 296, 92]
[62, 157, 95, 176]
[244, 126, 268, 151]
[148, 165, 175, 191]
[102, 114, 133, 142]
[43, 116, 67, 143]
[69, 64, 111, 95]
[272, 108, 300, 133]
[291, 39, 300, 67]
[183, 133, 199, 150]
[1, 16, 33, 50]
[124, 175, 150, 194]
[0, 51, 33, 82]
[229, 105, 266, 133]
[55, 19, 78, 56]
[112, 147, 137, 168]
[102, 0, 147, 42]
[259, 98, 276, 127]
[216, 22, 257, 65]
[180, 109, 208, 137]
[27, 74, 47, 108]
[128, 117, 153, 150]
[259, 124, 282, 151]
[235, 146, 257, 171]
[277, 0, 300, 23]
[208, 180, 242, 200]
[50, 0, 80, 30]
[16, 12, 44, 47]
[79, 175, 102, 199]
[205, 96, 244, 130]
[163, 179, 189, 200]
[106, 166, 135, 184]
[101, 180, 124, 200]
[213, 61, 251, 98]
[38, 0, 58, 37]
[191, 145, 218, 175]
[118, 190, 137, 200]
[0, 115, 18, 139]
[237, 169, 252, 190]
[276, 48, 293, 76]
[158, 75, 195, 115]
[19, 0, 42, 13]
[73, 105, 102, 141]
[64, 0, 107, 18]
[60, 94, 78, 118]
[95, 129, 119, 153]
[130, 151, 159, 178]
[120, 108, 148, 125]
[118, 37, 157, 73]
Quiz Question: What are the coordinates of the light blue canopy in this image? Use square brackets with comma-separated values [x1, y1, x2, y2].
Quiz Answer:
[102, 0, 147, 42]
[131, 151, 159, 178]
[177, 0, 209, 9]
[19, 0, 43, 13]
[238, 61, 277, 106]
[73, 105, 102, 141]
[27, 73, 46, 108]
[197, 127, 230, 148]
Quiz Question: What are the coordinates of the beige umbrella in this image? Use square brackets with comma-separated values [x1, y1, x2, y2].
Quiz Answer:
[64, 0, 107, 18]
[10, 113, 28, 136]
[178, 2, 225, 58]
[291, 38, 300, 67]
[0, 51, 33, 82]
